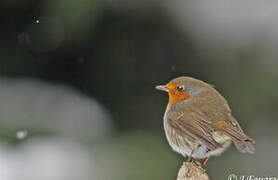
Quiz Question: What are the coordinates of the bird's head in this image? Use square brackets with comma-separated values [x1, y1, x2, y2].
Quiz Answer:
[156, 76, 206, 106]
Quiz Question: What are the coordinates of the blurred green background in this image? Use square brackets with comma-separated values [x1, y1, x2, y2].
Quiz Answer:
[0, 0, 278, 179]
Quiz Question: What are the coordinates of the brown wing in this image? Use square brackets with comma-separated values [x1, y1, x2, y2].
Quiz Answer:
[167, 109, 222, 151]
[214, 116, 255, 154]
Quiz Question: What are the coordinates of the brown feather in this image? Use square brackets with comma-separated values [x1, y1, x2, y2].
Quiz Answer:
[167, 110, 222, 151]
[214, 117, 255, 154]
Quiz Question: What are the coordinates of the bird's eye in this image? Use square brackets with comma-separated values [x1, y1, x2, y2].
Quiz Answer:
[176, 86, 184, 92]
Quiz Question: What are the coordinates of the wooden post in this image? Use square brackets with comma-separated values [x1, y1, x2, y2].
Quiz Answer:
[177, 162, 210, 180]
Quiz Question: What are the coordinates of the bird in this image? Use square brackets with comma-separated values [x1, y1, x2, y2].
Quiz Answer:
[156, 76, 255, 168]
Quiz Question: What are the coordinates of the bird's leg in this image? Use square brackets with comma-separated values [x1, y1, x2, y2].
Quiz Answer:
[186, 144, 200, 163]
[198, 157, 209, 169]
[186, 150, 195, 162]
[202, 157, 209, 168]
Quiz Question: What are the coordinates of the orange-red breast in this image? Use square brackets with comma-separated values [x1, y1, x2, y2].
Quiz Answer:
[156, 76, 255, 167]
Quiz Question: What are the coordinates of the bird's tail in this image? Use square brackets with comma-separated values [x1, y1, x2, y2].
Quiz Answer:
[233, 140, 255, 154]
[221, 117, 255, 154]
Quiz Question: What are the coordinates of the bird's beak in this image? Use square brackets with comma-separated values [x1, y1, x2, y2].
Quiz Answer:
[155, 85, 168, 92]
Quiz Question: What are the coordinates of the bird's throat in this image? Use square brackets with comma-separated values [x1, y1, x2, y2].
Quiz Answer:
[167, 94, 190, 109]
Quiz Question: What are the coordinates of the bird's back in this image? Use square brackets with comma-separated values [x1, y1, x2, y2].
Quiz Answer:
[170, 79, 232, 124]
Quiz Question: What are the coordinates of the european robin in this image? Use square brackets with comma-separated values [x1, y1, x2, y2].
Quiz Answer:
[156, 76, 255, 168]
